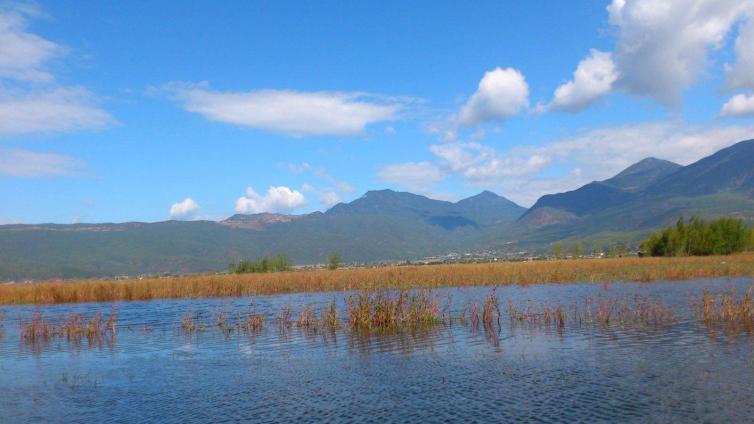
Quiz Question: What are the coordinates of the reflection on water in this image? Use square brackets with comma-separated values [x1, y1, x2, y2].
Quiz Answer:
[1, 278, 753, 422]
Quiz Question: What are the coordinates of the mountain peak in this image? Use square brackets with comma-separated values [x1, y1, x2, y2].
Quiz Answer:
[606, 157, 682, 192]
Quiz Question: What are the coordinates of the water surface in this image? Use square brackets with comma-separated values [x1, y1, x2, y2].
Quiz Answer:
[1, 278, 753, 422]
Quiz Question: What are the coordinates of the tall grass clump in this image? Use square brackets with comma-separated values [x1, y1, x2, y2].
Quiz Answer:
[345, 290, 441, 333]
[642, 216, 751, 257]
[693, 288, 754, 331]
[20, 309, 117, 350]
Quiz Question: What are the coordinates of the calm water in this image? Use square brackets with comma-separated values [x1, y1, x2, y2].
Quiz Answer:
[1, 278, 753, 423]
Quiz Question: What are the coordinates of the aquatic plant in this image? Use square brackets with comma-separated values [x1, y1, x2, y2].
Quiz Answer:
[345, 289, 442, 333]
[5, 254, 754, 305]
[482, 287, 501, 330]
[693, 288, 754, 331]
[277, 305, 293, 330]
[320, 299, 341, 331]
[237, 311, 265, 334]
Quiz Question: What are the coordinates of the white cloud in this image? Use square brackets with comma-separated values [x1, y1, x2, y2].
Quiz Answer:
[0, 148, 82, 177]
[282, 162, 355, 193]
[235, 186, 307, 214]
[422, 122, 754, 206]
[457, 67, 529, 127]
[169, 198, 200, 220]
[720, 94, 754, 117]
[0, 87, 115, 136]
[544, 49, 617, 112]
[607, 0, 754, 105]
[520, 122, 754, 205]
[319, 190, 341, 208]
[430, 142, 550, 180]
[0, 6, 61, 82]
[377, 161, 445, 193]
[0, 7, 114, 137]
[726, 16, 754, 90]
[165, 83, 407, 137]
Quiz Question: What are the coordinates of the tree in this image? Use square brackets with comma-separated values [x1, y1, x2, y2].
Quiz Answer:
[572, 241, 583, 258]
[327, 253, 342, 270]
[641, 216, 751, 257]
[552, 243, 563, 259]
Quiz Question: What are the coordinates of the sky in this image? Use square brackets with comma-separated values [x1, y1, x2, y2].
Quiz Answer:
[2, 0, 754, 224]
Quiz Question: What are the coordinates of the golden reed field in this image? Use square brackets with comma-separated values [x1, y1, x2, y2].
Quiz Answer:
[2, 253, 754, 305]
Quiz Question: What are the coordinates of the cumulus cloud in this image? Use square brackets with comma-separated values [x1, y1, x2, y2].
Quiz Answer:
[504, 122, 754, 205]
[235, 186, 307, 214]
[0, 87, 115, 136]
[421, 122, 754, 206]
[607, 0, 754, 105]
[377, 161, 445, 193]
[164, 83, 407, 137]
[720, 94, 754, 117]
[0, 148, 82, 177]
[726, 16, 754, 90]
[457, 67, 529, 127]
[543, 50, 617, 112]
[430, 142, 550, 180]
[319, 190, 341, 208]
[169, 198, 200, 220]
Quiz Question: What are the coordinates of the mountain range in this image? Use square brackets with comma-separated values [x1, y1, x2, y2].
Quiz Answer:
[1, 138, 753, 281]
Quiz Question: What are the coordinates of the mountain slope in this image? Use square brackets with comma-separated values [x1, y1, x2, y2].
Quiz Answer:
[646, 139, 754, 197]
[516, 138, 754, 243]
[0, 190, 524, 281]
[606, 158, 682, 192]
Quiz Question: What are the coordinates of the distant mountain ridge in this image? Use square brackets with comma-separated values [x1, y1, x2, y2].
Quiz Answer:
[1, 139, 753, 281]
[516, 138, 754, 239]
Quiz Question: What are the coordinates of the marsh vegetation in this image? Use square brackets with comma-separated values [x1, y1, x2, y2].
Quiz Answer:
[4, 254, 754, 305]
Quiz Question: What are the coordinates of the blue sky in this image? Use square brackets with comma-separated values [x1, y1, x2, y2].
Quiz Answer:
[1, 0, 754, 223]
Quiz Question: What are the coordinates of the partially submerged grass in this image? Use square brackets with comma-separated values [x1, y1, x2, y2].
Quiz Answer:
[345, 290, 442, 333]
[3, 254, 754, 305]
[504, 295, 674, 329]
[693, 288, 754, 331]
[20, 309, 117, 349]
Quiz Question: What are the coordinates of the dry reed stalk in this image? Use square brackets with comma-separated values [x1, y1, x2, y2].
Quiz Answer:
[3, 254, 754, 305]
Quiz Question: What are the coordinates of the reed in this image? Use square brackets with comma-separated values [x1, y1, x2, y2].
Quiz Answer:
[3, 254, 754, 305]
[345, 289, 442, 332]
[693, 288, 754, 330]
[504, 295, 674, 329]
[320, 299, 341, 331]
[237, 311, 265, 334]
[20, 309, 117, 348]
[277, 305, 293, 330]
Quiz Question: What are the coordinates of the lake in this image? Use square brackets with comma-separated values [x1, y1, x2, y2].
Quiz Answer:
[1, 278, 753, 423]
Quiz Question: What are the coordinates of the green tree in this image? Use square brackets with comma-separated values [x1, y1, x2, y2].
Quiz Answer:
[327, 253, 342, 270]
[641, 216, 751, 257]
[572, 241, 583, 258]
[552, 243, 563, 259]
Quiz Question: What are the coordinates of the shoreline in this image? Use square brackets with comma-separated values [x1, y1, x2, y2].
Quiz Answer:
[1, 253, 753, 305]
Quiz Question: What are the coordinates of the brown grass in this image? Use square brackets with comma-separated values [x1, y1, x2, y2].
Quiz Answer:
[693, 287, 754, 330]
[3, 253, 754, 305]
[345, 290, 441, 332]
[20, 309, 117, 348]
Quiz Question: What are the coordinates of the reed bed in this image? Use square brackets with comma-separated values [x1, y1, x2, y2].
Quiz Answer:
[505, 296, 674, 329]
[19, 309, 117, 349]
[693, 288, 754, 330]
[345, 290, 442, 332]
[17, 286, 747, 353]
[3, 254, 754, 305]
